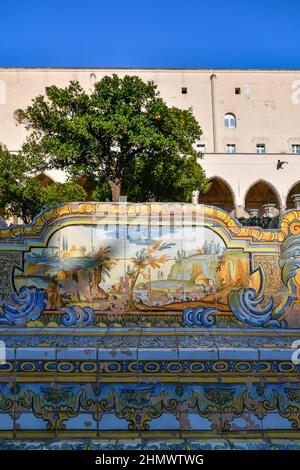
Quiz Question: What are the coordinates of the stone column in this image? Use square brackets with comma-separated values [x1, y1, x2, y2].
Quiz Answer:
[262, 204, 276, 218]
[233, 205, 247, 218]
[246, 208, 259, 218]
[292, 194, 300, 209]
[192, 190, 199, 204]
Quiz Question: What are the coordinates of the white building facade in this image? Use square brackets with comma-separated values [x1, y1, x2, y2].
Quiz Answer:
[1, 67, 300, 216]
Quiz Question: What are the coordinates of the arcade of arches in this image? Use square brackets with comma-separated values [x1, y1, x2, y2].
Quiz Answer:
[33, 174, 300, 218]
[199, 178, 300, 218]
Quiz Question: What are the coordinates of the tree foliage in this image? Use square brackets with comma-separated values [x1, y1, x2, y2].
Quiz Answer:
[121, 153, 208, 202]
[40, 182, 87, 209]
[0, 147, 87, 224]
[19, 75, 209, 202]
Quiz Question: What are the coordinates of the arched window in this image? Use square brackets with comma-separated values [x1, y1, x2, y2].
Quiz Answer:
[224, 113, 236, 128]
[90, 73, 97, 84]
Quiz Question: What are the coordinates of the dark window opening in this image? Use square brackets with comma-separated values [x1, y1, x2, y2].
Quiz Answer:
[181, 87, 187, 94]
[235, 87, 241, 95]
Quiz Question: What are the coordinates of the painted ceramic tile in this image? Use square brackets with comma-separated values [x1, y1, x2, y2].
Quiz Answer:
[1, 203, 299, 328]
[1, 203, 300, 448]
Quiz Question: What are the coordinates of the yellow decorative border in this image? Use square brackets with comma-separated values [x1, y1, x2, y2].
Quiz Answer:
[0, 202, 298, 249]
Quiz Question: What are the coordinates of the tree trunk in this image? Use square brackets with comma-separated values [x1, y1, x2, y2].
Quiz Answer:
[128, 269, 141, 309]
[93, 268, 108, 299]
[109, 179, 121, 202]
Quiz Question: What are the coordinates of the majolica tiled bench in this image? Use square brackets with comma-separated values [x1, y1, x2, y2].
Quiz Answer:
[0, 203, 300, 450]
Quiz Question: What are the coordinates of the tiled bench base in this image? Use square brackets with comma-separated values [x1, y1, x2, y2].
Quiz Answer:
[0, 327, 300, 450]
[1, 439, 300, 451]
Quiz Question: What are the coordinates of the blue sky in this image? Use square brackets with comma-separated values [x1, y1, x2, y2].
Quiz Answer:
[1, 0, 299, 68]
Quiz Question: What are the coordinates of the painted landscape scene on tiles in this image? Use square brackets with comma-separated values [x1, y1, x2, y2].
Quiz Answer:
[1, 202, 297, 329]
[13, 223, 252, 324]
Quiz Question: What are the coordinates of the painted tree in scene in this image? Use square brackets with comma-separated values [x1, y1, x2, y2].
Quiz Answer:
[91, 246, 116, 298]
[127, 241, 173, 308]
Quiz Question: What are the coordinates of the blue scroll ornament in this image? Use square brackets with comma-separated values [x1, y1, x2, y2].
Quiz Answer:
[279, 233, 300, 295]
[0, 286, 47, 326]
[59, 305, 94, 326]
[183, 306, 216, 327]
[228, 232, 300, 328]
[228, 287, 281, 328]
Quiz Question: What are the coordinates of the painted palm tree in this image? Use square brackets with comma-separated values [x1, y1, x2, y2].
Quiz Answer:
[127, 241, 173, 308]
[92, 246, 116, 298]
[174, 249, 187, 263]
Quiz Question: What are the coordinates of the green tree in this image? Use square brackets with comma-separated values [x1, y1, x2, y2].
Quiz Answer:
[19, 75, 209, 202]
[122, 152, 208, 202]
[0, 147, 87, 223]
[0, 147, 40, 223]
